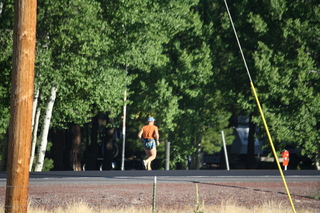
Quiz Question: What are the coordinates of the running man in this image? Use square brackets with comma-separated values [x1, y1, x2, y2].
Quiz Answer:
[138, 117, 160, 170]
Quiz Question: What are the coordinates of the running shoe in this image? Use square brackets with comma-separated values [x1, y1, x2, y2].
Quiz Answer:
[143, 160, 147, 170]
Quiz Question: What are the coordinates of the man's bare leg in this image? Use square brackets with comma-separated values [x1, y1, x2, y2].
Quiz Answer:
[144, 148, 156, 170]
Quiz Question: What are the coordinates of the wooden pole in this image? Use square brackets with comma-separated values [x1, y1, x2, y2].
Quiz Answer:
[5, 0, 37, 212]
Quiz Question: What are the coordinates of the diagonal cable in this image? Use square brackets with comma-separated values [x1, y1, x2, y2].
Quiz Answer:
[223, 0, 297, 212]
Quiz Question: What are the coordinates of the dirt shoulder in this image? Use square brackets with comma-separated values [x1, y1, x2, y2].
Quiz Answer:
[21, 181, 320, 212]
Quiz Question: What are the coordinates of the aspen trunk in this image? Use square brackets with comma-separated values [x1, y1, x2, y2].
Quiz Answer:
[34, 86, 57, 172]
[30, 89, 40, 171]
[0, 2, 3, 16]
[31, 89, 39, 130]
[29, 105, 41, 171]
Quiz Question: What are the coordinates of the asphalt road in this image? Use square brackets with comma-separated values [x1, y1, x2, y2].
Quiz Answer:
[0, 170, 319, 185]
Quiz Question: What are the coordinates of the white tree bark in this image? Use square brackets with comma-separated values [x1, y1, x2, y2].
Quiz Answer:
[0, 2, 3, 17]
[34, 86, 57, 172]
[30, 106, 41, 171]
[29, 89, 40, 171]
[31, 89, 39, 130]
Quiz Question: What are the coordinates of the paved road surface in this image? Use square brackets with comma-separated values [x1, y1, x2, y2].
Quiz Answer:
[0, 170, 319, 185]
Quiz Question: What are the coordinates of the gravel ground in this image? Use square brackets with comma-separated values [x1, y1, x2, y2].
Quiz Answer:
[12, 181, 317, 212]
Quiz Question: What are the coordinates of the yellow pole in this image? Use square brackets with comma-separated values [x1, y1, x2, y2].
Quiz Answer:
[223, 0, 297, 211]
[250, 82, 296, 213]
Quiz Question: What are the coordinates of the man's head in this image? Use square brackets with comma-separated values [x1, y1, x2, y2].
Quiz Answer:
[147, 117, 155, 122]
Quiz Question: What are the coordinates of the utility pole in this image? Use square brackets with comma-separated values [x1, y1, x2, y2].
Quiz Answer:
[5, 0, 37, 212]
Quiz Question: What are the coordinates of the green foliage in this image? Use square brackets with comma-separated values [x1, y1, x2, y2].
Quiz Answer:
[0, 0, 319, 169]
[42, 158, 54, 171]
[202, 127, 234, 154]
[36, 0, 128, 127]
[248, 1, 320, 159]
[0, 0, 13, 134]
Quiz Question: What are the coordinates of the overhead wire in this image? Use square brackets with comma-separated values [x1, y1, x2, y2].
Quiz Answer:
[223, 0, 297, 212]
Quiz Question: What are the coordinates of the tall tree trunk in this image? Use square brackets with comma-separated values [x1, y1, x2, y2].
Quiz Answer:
[50, 128, 66, 171]
[246, 115, 256, 169]
[315, 155, 320, 170]
[86, 114, 99, 170]
[102, 115, 114, 170]
[34, 86, 57, 172]
[0, 133, 8, 171]
[190, 133, 202, 170]
[69, 123, 82, 171]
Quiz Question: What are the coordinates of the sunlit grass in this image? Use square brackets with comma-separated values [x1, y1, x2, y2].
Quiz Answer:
[1, 182, 319, 213]
[0, 200, 317, 213]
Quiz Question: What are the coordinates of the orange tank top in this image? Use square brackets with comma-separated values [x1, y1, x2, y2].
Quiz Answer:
[142, 125, 158, 139]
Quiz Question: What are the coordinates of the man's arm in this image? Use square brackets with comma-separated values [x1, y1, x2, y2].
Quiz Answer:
[155, 127, 160, 145]
[138, 128, 143, 141]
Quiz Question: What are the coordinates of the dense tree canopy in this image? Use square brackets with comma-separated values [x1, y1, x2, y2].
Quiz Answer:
[0, 0, 319, 170]
[0, 0, 13, 135]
